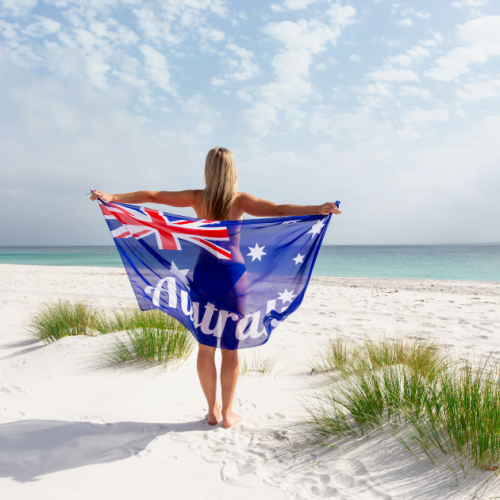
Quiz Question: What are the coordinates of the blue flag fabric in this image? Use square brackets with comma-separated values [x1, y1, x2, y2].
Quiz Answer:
[97, 200, 331, 350]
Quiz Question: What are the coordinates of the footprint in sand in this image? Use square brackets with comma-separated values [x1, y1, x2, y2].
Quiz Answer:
[0, 385, 25, 394]
[0, 408, 26, 419]
[221, 460, 260, 487]
[262, 412, 286, 420]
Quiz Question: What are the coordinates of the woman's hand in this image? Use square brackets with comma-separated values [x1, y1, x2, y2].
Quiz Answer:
[90, 190, 114, 202]
[318, 202, 342, 215]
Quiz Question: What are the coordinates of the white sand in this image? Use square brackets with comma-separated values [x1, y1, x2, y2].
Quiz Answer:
[1, 264, 500, 499]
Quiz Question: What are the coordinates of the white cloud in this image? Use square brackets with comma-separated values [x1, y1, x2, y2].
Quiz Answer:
[400, 86, 431, 98]
[23, 16, 61, 37]
[0, 19, 19, 40]
[451, 0, 488, 7]
[0, 0, 36, 17]
[245, 3, 356, 133]
[455, 79, 500, 100]
[395, 18, 412, 27]
[139, 44, 172, 93]
[224, 43, 259, 81]
[349, 53, 361, 61]
[426, 16, 500, 81]
[271, 0, 319, 12]
[85, 52, 111, 89]
[210, 76, 225, 86]
[351, 82, 392, 107]
[369, 68, 419, 81]
[367, 43, 430, 86]
[385, 46, 429, 66]
[402, 108, 449, 125]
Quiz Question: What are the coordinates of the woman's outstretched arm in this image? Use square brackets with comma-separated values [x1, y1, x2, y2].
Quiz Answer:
[90, 190, 201, 208]
[238, 192, 341, 217]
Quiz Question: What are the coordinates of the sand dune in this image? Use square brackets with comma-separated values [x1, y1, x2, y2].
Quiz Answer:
[1, 264, 499, 499]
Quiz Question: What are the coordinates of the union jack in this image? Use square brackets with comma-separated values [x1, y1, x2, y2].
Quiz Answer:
[99, 201, 231, 260]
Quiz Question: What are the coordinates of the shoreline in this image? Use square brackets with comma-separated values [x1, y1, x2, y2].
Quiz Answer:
[2, 263, 500, 287]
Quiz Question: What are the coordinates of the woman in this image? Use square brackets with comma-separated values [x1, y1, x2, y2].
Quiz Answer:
[91, 146, 341, 428]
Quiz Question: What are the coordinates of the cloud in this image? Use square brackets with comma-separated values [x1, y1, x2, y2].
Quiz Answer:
[23, 16, 61, 37]
[367, 43, 431, 84]
[451, 0, 488, 8]
[395, 18, 412, 27]
[351, 82, 392, 107]
[455, 79, 500, 100]
[245, 3, 356, 134]
[0, 62, 214, 245]
[271, 0, 319, 12]
[402, 107, 449, 125]
[224, 43, 259, 81]
[0, 0, 36, 17]
[425, 16, 500, 81]
[369, 68, 419, 81]
[349, 53, 361, 61]
[400, 85, 431, 98]
[139, 44, 172, 93]
[385, 46, 429, 66]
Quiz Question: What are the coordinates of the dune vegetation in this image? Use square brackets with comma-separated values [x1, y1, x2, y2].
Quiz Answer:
[239, 349, 279, 376]
[29, 300, 194, 366]
[305, 336, 500, 478]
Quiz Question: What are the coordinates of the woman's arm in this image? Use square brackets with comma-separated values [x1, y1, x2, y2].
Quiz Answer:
[238, 192, 341, 217]
[90, 190, 201, 208]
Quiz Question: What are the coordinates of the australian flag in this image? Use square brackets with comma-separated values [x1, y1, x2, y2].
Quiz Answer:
[97, 200, 331, 350]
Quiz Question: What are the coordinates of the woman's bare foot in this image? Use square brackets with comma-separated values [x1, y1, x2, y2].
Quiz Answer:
[205, 405, 221, 425]
[222, 413, 242, 429]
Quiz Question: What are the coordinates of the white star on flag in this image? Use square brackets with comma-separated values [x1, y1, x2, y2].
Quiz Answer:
[293, 253, 305, 265]
[170, 261, 189, 286]
[247, 243, 266, 261]
[278, 289, 296, 304]
[308, 220, 325, 238]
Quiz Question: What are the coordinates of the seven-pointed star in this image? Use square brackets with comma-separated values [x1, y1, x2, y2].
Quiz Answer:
[247, 243, 266, 261]
[170, 261, 190, 286]
[278, 289, 296, 304]
[293, 253, 305, 265]
[307, 219, 325, 238]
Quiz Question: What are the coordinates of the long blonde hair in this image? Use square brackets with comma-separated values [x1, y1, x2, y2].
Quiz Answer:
[201, 147, 238, 221]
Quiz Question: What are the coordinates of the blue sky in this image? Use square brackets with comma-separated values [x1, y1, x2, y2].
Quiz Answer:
[1, 0, 499, 245]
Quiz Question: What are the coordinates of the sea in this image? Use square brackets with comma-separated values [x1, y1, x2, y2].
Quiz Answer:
[1, 245, 499, 282]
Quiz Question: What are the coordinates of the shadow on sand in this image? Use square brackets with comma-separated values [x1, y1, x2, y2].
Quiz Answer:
[0, 418, 209, 482]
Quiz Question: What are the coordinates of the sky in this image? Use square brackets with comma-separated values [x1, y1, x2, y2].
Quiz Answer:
[0, 0, 499, 246]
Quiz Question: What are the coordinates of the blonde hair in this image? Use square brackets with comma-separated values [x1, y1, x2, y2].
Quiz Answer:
[202, 147, 238, 221]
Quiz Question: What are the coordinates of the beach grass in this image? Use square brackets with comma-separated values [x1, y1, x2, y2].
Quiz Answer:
[240, 349, 279, 376]
[107, 322, 194, 366]
[29, 300, 106, 343]
[29, 302, 193, 364]
[304, 335, 500, 477]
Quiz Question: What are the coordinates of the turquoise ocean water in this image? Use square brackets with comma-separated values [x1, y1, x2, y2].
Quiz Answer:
[1, 245, 499, 282]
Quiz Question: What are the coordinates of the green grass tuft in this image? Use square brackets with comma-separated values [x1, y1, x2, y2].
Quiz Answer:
[240, 350, 279, 376]
[29, 300, 105, 343]
[106, 309, 194, 366]
[29, 301, 194, 367]
[304, 335, 500, 478]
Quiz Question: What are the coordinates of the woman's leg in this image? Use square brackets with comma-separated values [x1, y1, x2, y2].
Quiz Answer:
[197, 343, 221, 425]
[220, 349, 242, 428]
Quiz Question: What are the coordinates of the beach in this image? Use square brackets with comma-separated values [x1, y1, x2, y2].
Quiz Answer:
[1, 263, 500, 499]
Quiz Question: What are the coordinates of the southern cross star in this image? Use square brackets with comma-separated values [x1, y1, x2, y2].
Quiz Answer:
[307, 219, 325, 238]
[293, 253, 305, 265]
[278, 289, 296, 304]
[247, 243, 266, 261]
[170, 261, 189, 286]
